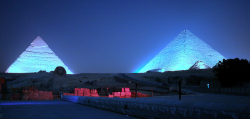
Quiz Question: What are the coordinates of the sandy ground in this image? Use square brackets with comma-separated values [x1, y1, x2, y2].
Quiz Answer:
[0, 69, 215, 96]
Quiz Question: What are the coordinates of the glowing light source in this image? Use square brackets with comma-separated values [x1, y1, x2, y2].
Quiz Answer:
[6, 36, 73, 74]
[137, 30, 226, 73]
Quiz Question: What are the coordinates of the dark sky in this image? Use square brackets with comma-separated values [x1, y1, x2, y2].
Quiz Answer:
[0, 0, 250, 74]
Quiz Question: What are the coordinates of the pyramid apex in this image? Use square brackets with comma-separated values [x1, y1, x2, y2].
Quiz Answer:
[31, 36, 48, 47]
[181, 29, 193, 34]
[178, 30, 195, 37]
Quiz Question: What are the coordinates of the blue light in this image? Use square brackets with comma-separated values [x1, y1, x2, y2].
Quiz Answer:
[6, 36, 73, 74]
[137, 30, 226, 73]
[133, 66, 144, 73]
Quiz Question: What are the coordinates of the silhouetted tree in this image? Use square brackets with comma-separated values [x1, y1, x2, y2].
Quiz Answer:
[213, 58, 250, 87]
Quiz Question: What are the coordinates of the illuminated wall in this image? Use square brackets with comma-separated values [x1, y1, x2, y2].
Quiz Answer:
[138, 30, 226, 73]
[6, 36, 73, 74]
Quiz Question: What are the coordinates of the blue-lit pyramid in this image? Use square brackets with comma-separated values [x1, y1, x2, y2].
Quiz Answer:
[138, 30, 226, 73]
[6, 36, 73, 74]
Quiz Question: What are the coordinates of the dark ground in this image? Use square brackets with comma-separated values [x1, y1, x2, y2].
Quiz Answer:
[0, 100, 138, 119]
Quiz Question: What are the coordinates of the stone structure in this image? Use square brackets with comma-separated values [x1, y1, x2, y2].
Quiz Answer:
[138, 30, 226, 73]
[6, 36, 73, 74]
[189, 60, 211, 70]
[53, 66, 67, 76]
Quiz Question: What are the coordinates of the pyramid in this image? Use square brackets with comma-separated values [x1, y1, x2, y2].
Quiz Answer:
[6, 36, 73, 74]
[189, 60, 211, 70]
[138, 30, 226, 73]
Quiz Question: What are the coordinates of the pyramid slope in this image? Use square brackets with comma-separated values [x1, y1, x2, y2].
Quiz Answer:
[138, 30, 226, 73]
[6, 36, 73, 74]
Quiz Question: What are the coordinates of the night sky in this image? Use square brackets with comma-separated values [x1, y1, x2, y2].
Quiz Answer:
[0, 0, 250, 74]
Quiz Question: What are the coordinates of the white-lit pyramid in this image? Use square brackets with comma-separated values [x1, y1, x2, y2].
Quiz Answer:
[6, 36, 73, 74]
[189, 60, 211, 70]
[138, 30, 226, 73]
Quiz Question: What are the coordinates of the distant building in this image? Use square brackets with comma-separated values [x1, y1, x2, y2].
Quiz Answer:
[200, 80, 221, 88]
[38, 70, 47, 73]
[146, 68, 164, 73]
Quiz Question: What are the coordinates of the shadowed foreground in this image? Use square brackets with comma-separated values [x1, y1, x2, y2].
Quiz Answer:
[0, 100, 138, 119]
[63, 92, 250, 119]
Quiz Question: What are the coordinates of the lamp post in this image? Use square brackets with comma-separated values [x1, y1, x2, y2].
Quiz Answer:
[179, 80, 181, 101]
[135, 83, 138, 99]
[151, 87, 153, 97]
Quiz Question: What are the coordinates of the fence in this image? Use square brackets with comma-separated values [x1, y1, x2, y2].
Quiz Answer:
[183, 86, 250, 96]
